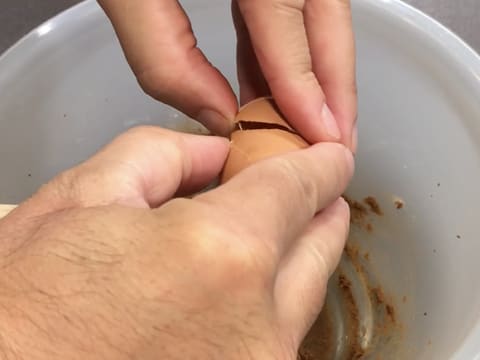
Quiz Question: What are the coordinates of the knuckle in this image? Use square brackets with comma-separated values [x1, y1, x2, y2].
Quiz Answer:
[306, 0, 351, 10]
[136, 49, 204, 103]
[123, 125, 162, 140]
[137, 67, 177, 100]
[237, 0, 304, 17]
[122, 126, 183, 157]
[47, 168, 84, 204]
[239, 0, 303, 9]
[268, 69, 318, 90]
[194, 222, 261, 276]
[167, 199, 268, 289]
[272, 0, 305, 13]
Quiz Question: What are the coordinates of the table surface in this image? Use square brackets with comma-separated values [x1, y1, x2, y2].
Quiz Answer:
[1, 0, 479, 55]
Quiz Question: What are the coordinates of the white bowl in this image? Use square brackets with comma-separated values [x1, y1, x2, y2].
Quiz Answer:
[1, 0, 480, 358]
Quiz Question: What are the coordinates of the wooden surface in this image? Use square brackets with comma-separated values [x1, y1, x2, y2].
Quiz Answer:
[0, 205, 16, 219]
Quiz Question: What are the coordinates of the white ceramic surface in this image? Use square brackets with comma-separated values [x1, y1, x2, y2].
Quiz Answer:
[0, 0, 480, 358]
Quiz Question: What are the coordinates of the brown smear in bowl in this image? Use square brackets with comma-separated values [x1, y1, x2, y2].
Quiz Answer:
[297, 196, 401, 359]
[219, 98, 402, 359]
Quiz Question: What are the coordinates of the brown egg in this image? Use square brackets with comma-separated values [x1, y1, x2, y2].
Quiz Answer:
[220, 97, 309, 183]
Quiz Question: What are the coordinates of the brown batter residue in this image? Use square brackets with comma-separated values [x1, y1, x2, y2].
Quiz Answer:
[298, 306, 335, 360]
[298, 273, 365, 360]
[338, 274, 364, 359]
[386, 304, 396, 323]
[364, 196, 383, 216]
[345, 243, 360, 261]
[370, 286, 397, 326]
[370, 287, 386, 305]
[345, 243, 366, 275]
[344, 195, 384, 232]
[344, 196, 369, 228]
[297, 195, 402, 360]
[339, 274, 352, 290]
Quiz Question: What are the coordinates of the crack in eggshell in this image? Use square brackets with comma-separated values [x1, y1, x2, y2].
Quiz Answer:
[220, 97, 309, 183]
[233, 120, 299, 135]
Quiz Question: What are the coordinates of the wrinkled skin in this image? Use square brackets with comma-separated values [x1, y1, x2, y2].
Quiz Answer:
[0, 127, 353, 359]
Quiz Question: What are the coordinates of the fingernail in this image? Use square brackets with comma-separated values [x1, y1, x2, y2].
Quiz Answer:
[321, 103, 341, 140]
[197, 109, 234, 137]
[351, 124, 358, 154]
[344, 146, 355, 176]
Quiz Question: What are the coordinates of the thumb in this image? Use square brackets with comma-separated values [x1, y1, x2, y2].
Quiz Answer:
[16, 127, 229, 218]
[99, 0, 238, 136]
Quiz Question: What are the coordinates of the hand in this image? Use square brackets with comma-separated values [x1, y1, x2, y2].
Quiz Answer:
[0, 127, 353, 359]
[98, 0, 357, 149]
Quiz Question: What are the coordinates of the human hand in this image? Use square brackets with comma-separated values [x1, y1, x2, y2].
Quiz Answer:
[0, 127, 353, 359]
[98, 0, 356, 149]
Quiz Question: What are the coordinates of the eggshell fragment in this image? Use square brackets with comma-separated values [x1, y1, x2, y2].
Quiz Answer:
[233, 97, 293, 129]
[221, 97, 309, 183]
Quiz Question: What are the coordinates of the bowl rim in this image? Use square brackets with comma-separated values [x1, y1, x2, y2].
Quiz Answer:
[1, 0, 479, 75]
[1, 0, 480, 358]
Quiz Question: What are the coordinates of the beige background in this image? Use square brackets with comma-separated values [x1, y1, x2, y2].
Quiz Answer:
[0, 0, 479, 54]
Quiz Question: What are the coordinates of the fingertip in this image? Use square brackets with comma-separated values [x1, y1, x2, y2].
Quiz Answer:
[329, 197, 350, 222]
[189, 133, 231, 150]
[144, 132, 231, 204]
[314, 197, 350, 276]
[344, 145, 355, 178]
[320, 103, 341, 140]
[183, 133, 231, 164]
[310, 142, 355, 179]
[338, 196, 349, 212]
[312, 197, 349, 229]
[338, 197, 351, 231]
[330, 101, 358, 151]
[270, 82, 343, 144]
[304, 0, 357, 147]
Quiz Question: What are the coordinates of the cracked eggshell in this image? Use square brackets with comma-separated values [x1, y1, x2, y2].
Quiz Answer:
[233, 97, 293, 129]
[220, 97, 309, 183]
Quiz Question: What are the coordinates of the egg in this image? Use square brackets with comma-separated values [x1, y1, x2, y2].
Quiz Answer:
[220, 97, 309, 183]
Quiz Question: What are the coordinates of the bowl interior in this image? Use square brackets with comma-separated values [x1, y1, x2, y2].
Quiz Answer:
[1, 0, 480, 358]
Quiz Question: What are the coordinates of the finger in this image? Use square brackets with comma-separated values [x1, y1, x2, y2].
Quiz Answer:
[196, 143, 353, 263]
[20, 127, 229, 216]
[305, 0, 357, 151]
[231, 1, 270, 104]
[273, 198, 350, 346]
[98, 0, 238, 136]
[236, 0, 341, 143]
